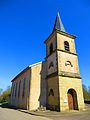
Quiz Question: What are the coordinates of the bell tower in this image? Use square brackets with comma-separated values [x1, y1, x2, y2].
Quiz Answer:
[45, 13, 84, 111]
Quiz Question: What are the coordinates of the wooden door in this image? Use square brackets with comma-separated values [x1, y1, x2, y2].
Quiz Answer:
[68, 93, 74, 110]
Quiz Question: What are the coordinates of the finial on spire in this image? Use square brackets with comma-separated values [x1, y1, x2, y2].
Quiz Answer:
[53, 12, 65, 32]
[57, 12, 60, 16]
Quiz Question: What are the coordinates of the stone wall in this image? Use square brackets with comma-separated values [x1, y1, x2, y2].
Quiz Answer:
[57, 33, 76, 54]
[58, 76, 85, 111]
[11, 68, 30, 109]
[11, 61, 47, 110]
[47, 76, 60, 111]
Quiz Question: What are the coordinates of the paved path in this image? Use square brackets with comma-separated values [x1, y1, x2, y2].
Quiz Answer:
[0, 106, 90, 120]
[0, 107, 51, 120]
[29, 110, 90, 120]
[51, 112, 90, 120]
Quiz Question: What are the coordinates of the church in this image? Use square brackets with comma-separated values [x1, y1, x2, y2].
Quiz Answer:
[11, 13, 85, 112]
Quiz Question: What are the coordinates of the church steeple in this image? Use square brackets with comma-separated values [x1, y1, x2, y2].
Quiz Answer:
[53, 12, 65, 32]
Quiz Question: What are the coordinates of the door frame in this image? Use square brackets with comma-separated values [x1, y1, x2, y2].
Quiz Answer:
[67, 88, 78, 110]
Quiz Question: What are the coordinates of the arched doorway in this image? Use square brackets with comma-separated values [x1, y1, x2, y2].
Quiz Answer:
[67, 89, 78, 110]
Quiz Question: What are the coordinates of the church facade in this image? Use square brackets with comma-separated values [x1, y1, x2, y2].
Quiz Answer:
[11, 13, 85, 112]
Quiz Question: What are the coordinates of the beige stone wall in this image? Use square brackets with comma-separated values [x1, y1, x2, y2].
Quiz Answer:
[29, 62, 46, 110]
[11, 62, 47, 111]
[58, 76, 85, 111]
[39, 61, 47, 107]
[46, 34, 56, 56]
[47, 76, 59, 107]
[57, 51, 80, 74]
[47, 52, 57, 75]
[11, 68, 30, 109]
[57, 33, 76, 54]
[46, 31, 84, 112]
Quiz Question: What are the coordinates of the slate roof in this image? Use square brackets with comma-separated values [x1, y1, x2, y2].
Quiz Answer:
[53, 12, 65, 32]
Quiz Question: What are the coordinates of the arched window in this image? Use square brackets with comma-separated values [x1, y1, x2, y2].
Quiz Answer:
[22, 78, 26, 97]
[18, 80, 21, 97]
[15, 83, 17, 97]
[49, 62, 54, 69]
[64, 41, 70, 51]
[28, 80, 30, 95]
[12, 84, 15, 97]
[65, 61, 73, 67]
[49, 43, 53, 54]
[48, 89, 54, 96]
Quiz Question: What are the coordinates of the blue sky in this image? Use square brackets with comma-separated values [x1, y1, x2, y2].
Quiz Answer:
[0, 0, 90, 90]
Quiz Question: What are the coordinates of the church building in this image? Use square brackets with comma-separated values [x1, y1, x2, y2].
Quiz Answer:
[11, 13, 85, 112]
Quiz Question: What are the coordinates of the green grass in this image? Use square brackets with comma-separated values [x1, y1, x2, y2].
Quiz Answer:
[0, 101, 8, 105]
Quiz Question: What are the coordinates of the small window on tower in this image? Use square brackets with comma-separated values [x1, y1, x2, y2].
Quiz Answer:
[49, 62, 54, 69]
[49, 43, 53, 54]
[64, 41, 70, 51]
[48, 89, 54, 96]
[65, 61, 73, 67]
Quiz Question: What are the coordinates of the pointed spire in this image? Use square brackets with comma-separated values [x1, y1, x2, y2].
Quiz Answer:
[53, 12, 65, 32]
